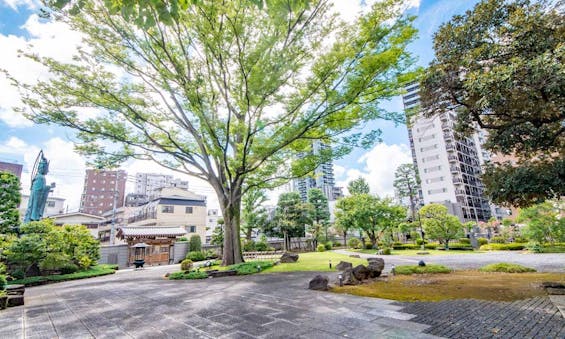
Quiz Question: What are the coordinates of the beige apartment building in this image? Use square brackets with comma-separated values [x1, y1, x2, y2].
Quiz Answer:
[125, 187, 207, 243]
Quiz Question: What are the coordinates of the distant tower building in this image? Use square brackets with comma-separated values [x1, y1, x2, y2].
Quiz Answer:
[134, 173, 189, 200]
[80, 169, 127, 216]
[0, 160, 23, 180]
[403, 82, 491, 222]
[291, 141, 342, 201]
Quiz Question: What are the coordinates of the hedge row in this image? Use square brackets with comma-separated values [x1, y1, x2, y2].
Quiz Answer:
[480, 243, 526, 251]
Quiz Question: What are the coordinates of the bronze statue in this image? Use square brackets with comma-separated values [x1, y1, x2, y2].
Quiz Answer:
[24, 151, 55, 223]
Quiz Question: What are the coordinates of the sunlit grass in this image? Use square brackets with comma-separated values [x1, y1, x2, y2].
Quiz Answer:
[263, 251, 368, 273]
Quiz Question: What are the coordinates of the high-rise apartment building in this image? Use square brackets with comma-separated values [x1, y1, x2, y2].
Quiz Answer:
[0, 160, 23, 180]
[291, 141, 342, 201]
[403, 82, 491, 222]
[135, 173, 189, 199]
[80, 169, 127, 216]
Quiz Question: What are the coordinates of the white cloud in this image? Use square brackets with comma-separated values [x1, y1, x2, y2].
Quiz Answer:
[331, 0, 421, 23]
[336, 143, 412, 198]
[0, 14, 84, 127]
[1, 0, 36, 11]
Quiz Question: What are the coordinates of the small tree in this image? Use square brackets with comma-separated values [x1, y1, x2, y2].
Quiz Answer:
[0, 171, 21, 235]
[274, 192, 311, 251]
[347, 177, 370, 195]
[419, 204, 463, 250]
[189, 234, 202, 252]
[307, 188, 330, 244]
[211, 221, 224, 255]
[517, 201, 565, 245]
[241, 189, 268, 241]
[334, 196, 357, 246]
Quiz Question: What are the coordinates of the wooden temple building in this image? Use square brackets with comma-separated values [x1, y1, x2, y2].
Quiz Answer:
[117, 227, 186, 266]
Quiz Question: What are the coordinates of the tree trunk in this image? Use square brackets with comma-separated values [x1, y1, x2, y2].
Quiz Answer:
[343, 231, 347, 246]
[220, 194, 244, 266]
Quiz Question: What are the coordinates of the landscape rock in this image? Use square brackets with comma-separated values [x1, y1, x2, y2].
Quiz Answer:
[418, 260, 426, 267]
[340, 268, 360, 285]
[308, 275, 329, 291]
[7, 295, 24, 307]
[5, 284, 25, 296]
[280, 252, 299, 263]
[366, 258, 384, 278]
[335, 261, 353, 271]
[352, 265, 370, 281]
[208, 270, 237, 278]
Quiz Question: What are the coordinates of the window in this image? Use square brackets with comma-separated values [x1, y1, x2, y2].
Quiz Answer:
[424, 165, 441, 173]
[185, 206, 193, 214]
[46, 201, 56, 208]
[426, 176, 444, 184]
[418, 134, 435, 142]
[423, 154, 440, 163]
[162, 205, 174, 213]
[160, 247, 169, 253]
[428, 188, 447, 195]
[420, 144, 438, 152]
[187, 226, 196, 233]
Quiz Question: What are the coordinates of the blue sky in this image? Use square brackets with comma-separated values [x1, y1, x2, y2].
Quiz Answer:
[0, 0, 482, 210]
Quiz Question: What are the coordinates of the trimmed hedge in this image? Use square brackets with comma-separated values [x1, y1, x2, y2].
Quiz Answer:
[8, 265, 117, 287]
[445, 243, 473, 250]
[394, 264, 451, 275]
[479, 263, 536, 273]
[169, 271, 208, 280]
[317, 244, 326, 252]
[480, 243, 526, 251]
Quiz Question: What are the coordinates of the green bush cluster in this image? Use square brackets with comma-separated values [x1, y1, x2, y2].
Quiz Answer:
[416, 239, 428, 245]
[317, 244, 326, 252]
[479, 263, 536, 273]
[490, 236, 506, 244]
[189, 235, 202, 252]
[364, 242, 374, 250]
[526, 242, 542, 253]
[381, 248, 391, 255]
[180, 259, 193, 271]
[168, 270, 208, 280]
[459, 238, 471, 244]
[480, 243, 526, 251]
[186, 249, 218, 262]
[229, 261, 274, 275]
[333, 241, 342, 247]
[347, 238, 362, 249]
[445, 243, 473, 250]
[394, 264, 451, 275]
[242, 239, 272, 252]
[477, 238, 489, 246]
[324, 242, 333, 250]
[9, 265, 117, 287]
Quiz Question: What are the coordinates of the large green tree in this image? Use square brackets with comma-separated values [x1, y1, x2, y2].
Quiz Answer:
[12, 0, 416, 264]
[517, 201, 564, 245]
[419, 204, 463, 249]
[419, 0, 565, 207]
[307, 188, 330, 245]
[0, 171, 21, 235]
[241, 188, 268, 241]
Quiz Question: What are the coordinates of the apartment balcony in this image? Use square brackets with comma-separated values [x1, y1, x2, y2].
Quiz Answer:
[452, 177, 463, 184]
[455, 189, 466, 195]
[450, 166, 460, 173]
[446, 143, 455, 151]
[448, 155, 458, 162]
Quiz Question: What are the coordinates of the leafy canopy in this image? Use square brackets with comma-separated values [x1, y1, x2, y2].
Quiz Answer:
[0, 171, 21, 235]
[347, 177, 370, 195]
[419, 204, 463, 249]
[419, 0, 565, 207]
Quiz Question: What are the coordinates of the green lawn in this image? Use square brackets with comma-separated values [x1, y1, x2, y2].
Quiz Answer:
[351, 249, 485, 256]
[263, 251, 368, 273]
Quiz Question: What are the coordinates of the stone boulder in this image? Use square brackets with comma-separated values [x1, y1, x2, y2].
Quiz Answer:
[280, 252, 299, 263]
[335, 261, 353, 271]
[308, 275, 329, 291]
[352, 265, 370, 281]
[366, 258, 384, 278]
[6, 284, 25, 296]
[7, 295, 24, 307]
[340, 268, 360, 285]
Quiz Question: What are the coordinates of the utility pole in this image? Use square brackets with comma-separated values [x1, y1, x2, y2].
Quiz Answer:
[110, 172, 119, 245]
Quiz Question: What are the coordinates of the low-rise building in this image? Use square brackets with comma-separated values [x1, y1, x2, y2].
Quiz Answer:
[48, 212, 105, 238]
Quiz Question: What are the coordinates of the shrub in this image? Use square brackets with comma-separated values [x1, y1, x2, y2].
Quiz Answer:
[416, 239, 428, 245]
[168, 270, 208, 280]
[394, 264, 451, 275]
[186, 251, 206, 261]
[243, 240, 256, 252]
[39, 253, 72, 272]
[189, 235, 202, 252]
[229, 261, 274, 275]
[480, 243, 525, 251]
[393, 244, 418, 250]
[447, 243, 473, 250]
[317, 244, 326, 252]
[60, 263, 79, 275]
[11, 269, 25, 280]
[0, 275, 6, 290]
[324, 242, 333, 250]
[513, 237, 527, 243]
[459, 238, 470, 244]
[177, 237, 188, 242]
[526, 242, 542, 253]
[180, 259, 193, 271]
[364, 242, 374, 250]
[479, 263, 536, 273]
[424, 243, 438, 250]
[204, 249, 219, 259]
[347, 238, 362, 249]
[333, 241, 342, 248]
[381, 248, 391, 255]
[255, 241, 269, 252]
[491, 236, 506, 244]
[78, 256, 93, 269]
[477, 237, 488, 246]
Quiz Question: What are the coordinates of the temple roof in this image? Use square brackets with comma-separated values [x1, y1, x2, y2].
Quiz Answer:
[117, 227, 186, 238]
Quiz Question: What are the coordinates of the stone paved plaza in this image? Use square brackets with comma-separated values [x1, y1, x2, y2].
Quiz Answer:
[0, 252, 564, 339]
